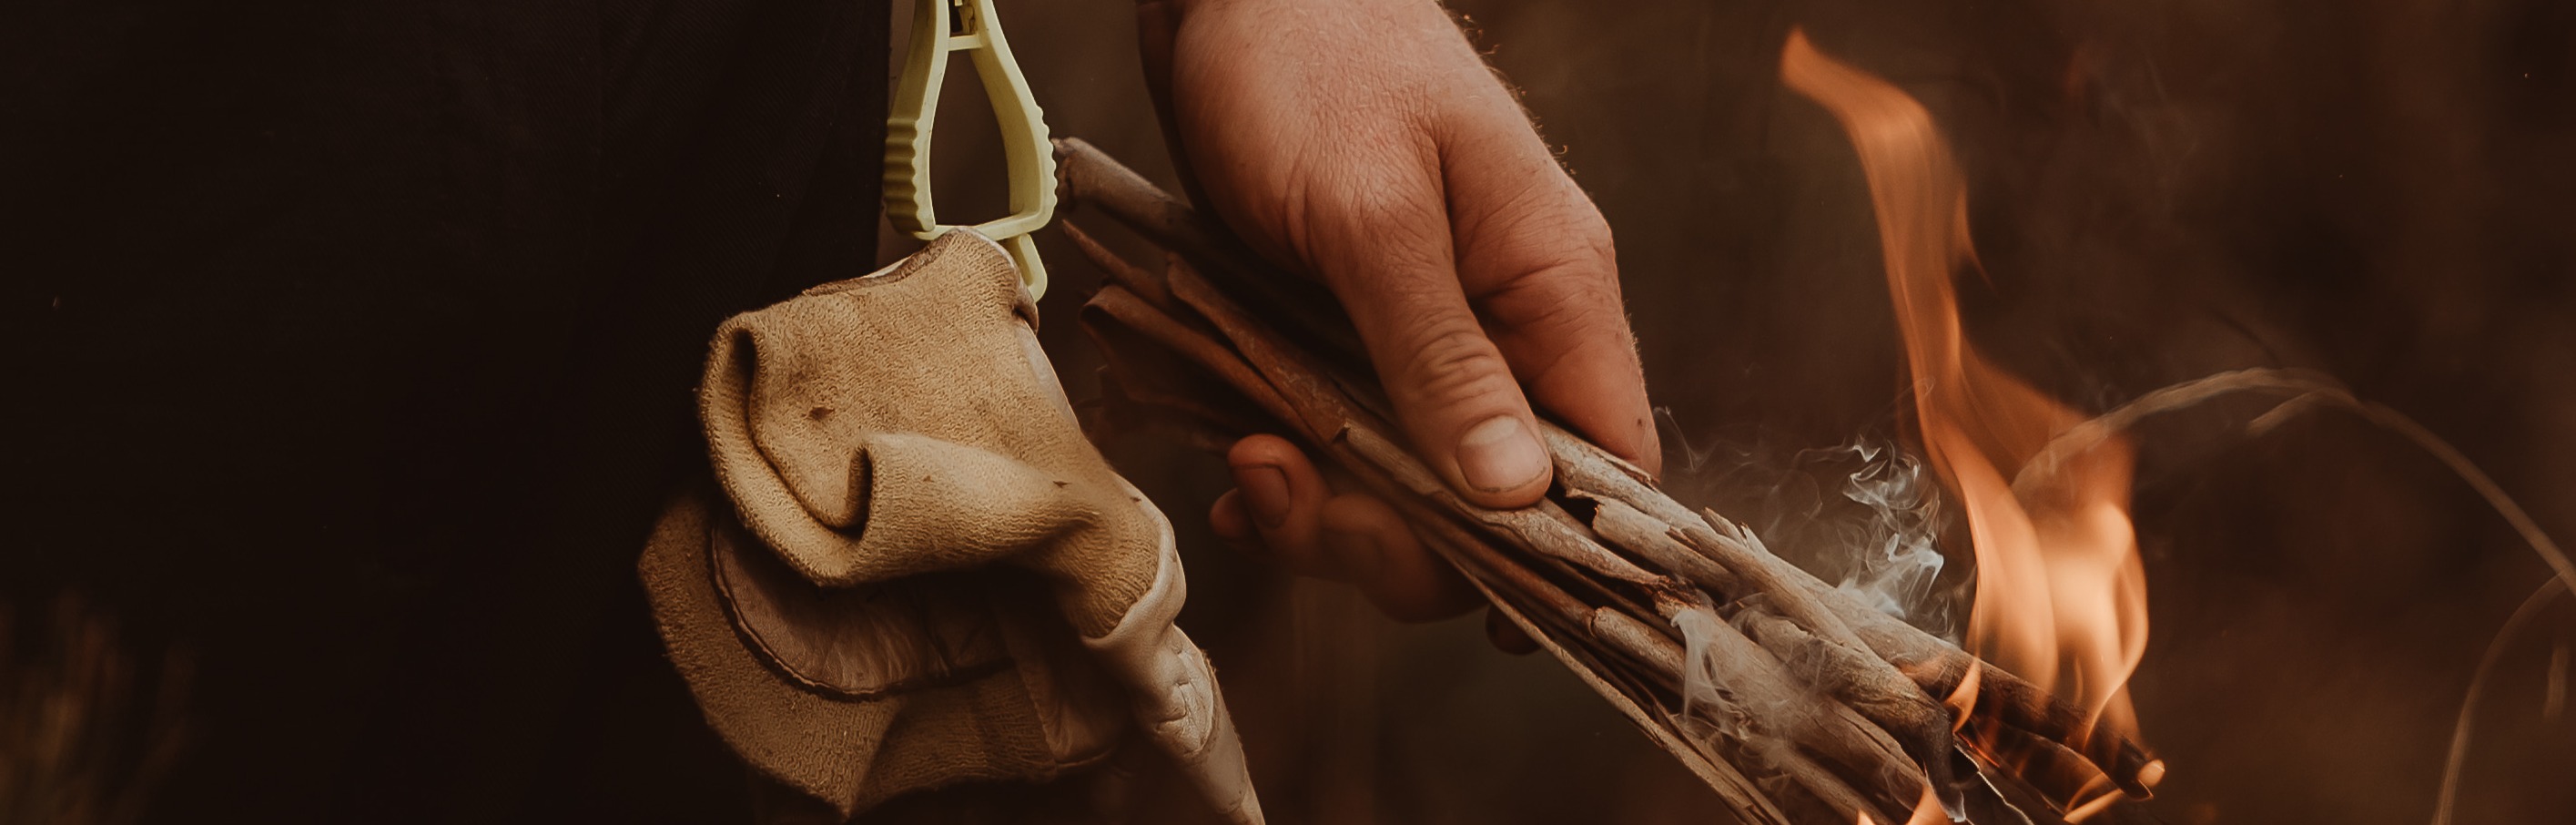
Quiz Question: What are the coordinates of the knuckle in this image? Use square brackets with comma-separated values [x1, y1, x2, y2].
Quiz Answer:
[1486, 260, 1626, 334]
[1461, 200, 1618, 290]
[1289, 152, 1454, 287]
[1394, 322, 1517, 407]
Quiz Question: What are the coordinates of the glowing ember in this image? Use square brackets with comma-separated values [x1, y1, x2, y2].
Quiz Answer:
[1780, 27, 2154, 813]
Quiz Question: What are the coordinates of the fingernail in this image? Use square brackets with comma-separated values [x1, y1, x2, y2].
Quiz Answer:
[1239, 464, 1292, 529]
[1455, 415, 1547, 493]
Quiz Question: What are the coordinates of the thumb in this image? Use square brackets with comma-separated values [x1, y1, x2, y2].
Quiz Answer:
[1304, 148, 1556, 510]
[1441, 103, 1659, 479]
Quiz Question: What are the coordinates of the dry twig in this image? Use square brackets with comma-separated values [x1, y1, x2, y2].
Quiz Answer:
[1056, 138, 2158, 824]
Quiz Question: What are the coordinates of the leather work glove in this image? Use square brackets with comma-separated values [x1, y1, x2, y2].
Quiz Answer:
[641, 230, 1260, 823]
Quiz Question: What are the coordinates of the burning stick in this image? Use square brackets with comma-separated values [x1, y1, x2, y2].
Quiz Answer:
[1055, 138, 2161, 824]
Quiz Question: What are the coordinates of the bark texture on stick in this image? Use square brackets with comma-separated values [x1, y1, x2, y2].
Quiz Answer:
[1053, 138, 2158, 824]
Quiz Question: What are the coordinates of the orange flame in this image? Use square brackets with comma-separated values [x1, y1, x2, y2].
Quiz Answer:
[1858, 788, 1951, 825]
[1780, 25, 2151, 802]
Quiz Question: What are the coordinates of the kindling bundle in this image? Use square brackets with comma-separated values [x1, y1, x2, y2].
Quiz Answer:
[1055, 138, 2162, 825]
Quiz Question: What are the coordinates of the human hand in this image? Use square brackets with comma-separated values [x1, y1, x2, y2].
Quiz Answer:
[1135, 0, 1658, 641]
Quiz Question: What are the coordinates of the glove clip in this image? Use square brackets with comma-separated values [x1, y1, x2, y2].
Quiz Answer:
[886, 0, 1058, 299]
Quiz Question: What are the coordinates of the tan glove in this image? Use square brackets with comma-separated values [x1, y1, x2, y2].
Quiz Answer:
[674, 230, 1259, 823]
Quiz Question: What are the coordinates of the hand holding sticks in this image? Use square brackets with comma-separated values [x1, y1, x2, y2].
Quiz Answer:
[1055, 138, 2158, 825]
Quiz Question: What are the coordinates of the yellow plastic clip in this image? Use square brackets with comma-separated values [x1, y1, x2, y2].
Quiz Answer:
[886, 0, 1058, 299]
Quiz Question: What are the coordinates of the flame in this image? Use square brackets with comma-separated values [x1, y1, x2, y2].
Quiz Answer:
[1944, 659, 1983, 735]
[1858, 788, 1951, 825]
[1780, 25, 2151, 805]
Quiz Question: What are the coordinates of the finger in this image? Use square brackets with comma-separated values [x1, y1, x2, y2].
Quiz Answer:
[1297, 133, 1557, 511]
[1316, 493, 1481, 621]
[1209, 489, 1257, 545]
[1437, 93, 1661, 477]
[1485, 606, 1540, 655]
[1225, 434, 1340, 580]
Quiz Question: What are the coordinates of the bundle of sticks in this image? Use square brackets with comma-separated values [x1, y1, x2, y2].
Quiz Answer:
[1053, 138, 2161, 825]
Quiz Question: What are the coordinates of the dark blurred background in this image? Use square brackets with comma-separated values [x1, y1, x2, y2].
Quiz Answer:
[898, 0, 2576, 822]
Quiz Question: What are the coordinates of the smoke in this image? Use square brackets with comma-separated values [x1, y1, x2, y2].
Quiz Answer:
[1658, 409, 1954, 635]
[1826, 438, 1950, 626]
[1669, 606, 1754, 759]
[1668, 605, 1809, 776]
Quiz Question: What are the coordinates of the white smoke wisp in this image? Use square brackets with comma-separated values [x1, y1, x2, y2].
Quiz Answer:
[1671, 605, 1749, 752]
[1824, 438, 1950, 626]
[1657, 420, 1958, 787]
[1658, 408, 1954, 633]
[1670, 605, 1799, 772]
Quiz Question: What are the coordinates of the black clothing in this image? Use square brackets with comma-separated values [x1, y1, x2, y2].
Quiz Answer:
[3, 2, 888, 820]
